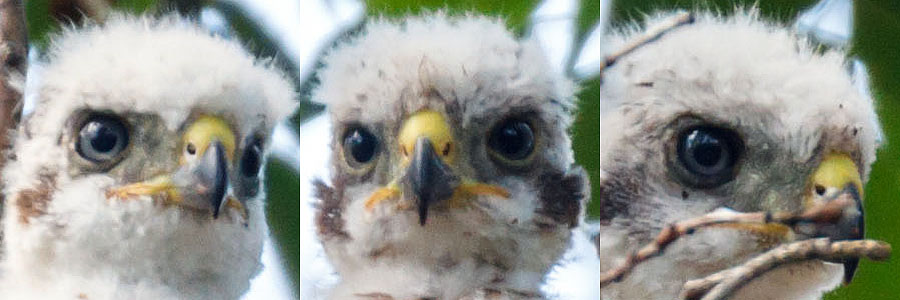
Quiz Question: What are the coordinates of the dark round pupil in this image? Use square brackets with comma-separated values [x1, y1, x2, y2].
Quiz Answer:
[241, 143, 261, 177]
[689, 133, 724, 167]
[490, 121, 533, 160]
[77, 115, 128, 163]
[346, 129, 376, 163]
[88, 124, 119, 153]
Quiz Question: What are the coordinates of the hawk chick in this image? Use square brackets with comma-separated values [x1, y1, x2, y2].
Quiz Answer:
[312, 13, 589, 299]
[0, 16, 296, 299]
[598, 11, 880, 300]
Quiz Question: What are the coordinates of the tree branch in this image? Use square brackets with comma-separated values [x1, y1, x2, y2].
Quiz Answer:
[599, 195, 854, 287]
[681, 238, 891, 300]
[0, 0, 26, 243]
[0, 0, 25, 179]
[601, 11, 694, 73]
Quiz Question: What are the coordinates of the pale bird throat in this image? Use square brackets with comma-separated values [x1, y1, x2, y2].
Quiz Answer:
[364, 110, 509, 225]
[106, 115, 248, 221]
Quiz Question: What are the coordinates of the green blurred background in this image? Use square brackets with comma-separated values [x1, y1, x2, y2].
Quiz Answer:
[609, 1, 900, 299]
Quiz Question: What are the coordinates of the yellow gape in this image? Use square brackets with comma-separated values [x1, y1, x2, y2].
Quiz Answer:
[807, 152, 863, 207]
[365, 110, 509, 211]
[398, 110, 456, 164]
[181, 115, 237, 163]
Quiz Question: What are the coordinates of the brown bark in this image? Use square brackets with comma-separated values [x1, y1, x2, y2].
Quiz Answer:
[0, 0, 26, 244]
[0, 0, 25, 171]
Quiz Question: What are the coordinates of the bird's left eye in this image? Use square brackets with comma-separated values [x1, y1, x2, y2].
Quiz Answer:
[675, 125, 743, 188]
[240, 137, 263, 177]
[488, 118, 535, 162]
[342, 126, 379, 167]
[77, 114, 129, 163]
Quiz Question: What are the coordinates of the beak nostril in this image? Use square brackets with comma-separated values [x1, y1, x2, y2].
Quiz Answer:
[186, 143, 197, 155]
[815, 184, 827, 196]
[401, 146, 408, 157]
[442, 143, 451, 157]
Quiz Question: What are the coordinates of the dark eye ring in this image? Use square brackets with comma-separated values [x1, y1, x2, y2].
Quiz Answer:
[488, 118, 535, 162]
[76, 114, 130, 164]
[240, 137, 263, 177]
[342, 126, 379, 167]
[674, 125, 743, 188]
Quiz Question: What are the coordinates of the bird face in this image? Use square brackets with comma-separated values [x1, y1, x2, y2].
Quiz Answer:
[94, 113, 260, 222]
[361, 109, 514, 225]
[0, 16, 295, 299]
[599, 11, 880, 298]
[313, 14, 588, 297]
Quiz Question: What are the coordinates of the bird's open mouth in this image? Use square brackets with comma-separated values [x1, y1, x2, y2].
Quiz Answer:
[105, 116, 249, 222]
[363, 110, 510, 225]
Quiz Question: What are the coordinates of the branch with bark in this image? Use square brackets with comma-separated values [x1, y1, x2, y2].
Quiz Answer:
[0, 0, 26, 158]
[680, 238, 891, 300]
[601, 11, 694, 74]
[598, 192, 891, 299]
[599, 194, 857, 286]
[0, 0, 26, 243]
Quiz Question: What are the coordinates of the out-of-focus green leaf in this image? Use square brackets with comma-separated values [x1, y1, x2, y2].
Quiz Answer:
[113, 0, 158, 14]
[366, 0, 539, 34]
[25, 0, 58, 50]
[576, 77, 601, 219]
[265, 161, 301, 297]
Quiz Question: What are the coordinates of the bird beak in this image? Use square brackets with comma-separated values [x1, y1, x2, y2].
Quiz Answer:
[397, 110, 460, 225]
[172, 140, 230, 218]
[403, 136, 460, 225]
[805, 153, 865, 284]
[107, 116, 246, 221]
[364, 110, 509, 225]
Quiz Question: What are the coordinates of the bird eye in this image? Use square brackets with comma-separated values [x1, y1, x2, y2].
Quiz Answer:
[240, 137, 263, 177]
[342, 126, 379, 166]
[675, 125, 743, 188]
[488, 118, 535, 161]
[76, 114, 129, 163]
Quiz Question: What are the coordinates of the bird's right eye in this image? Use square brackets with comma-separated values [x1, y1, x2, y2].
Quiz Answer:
[342, 126, 379, 167]
[674, 125, 743, 188]
[77, 114, 129, 163]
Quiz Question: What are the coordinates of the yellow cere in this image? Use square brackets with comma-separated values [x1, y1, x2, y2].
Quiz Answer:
[398, 110, 455, 164]
[811, 152, 864, 196]
[181, 115, 237, 163]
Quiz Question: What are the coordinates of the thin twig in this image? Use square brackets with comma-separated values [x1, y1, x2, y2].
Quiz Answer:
[599, 195, 855, 287]
[681, 238, 891, 300]
[601, 11, 695, 72]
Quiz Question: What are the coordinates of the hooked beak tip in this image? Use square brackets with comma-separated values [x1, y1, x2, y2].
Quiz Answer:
[405, 137, 458, 226]
[205, 141, 229, 219]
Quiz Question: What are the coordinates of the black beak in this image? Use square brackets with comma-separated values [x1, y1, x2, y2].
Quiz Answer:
[197, 141, 229, 218]
[402, 137, 459, 226]
[815, 184, 864, 284]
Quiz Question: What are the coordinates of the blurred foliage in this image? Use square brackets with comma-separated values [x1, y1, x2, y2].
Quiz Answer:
[21, 0, 301, 295]
[611, 0, 900, 299]
[365, 0, 604, 218]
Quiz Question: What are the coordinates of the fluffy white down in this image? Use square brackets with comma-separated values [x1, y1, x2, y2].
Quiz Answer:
[0, 15, 296, 299]
[599, 10, 880, 300]
[314, 12, 576, 129]
[313, 13, 582, 299]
